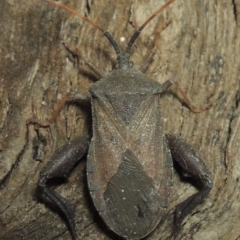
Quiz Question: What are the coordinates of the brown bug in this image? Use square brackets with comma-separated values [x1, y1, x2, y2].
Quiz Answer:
[28, 0, 213, 239]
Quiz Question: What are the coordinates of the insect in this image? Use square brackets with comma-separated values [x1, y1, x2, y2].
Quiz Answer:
[28, 0, 213, 239]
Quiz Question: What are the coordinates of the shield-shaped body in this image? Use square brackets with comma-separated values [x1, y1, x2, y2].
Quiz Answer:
[87, 68, 173, 239]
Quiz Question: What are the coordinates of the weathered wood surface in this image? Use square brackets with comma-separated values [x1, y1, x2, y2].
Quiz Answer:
[0, 0, 240, 239]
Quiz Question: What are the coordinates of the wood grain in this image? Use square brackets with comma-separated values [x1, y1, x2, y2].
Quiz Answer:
[0, 0, 240, 239]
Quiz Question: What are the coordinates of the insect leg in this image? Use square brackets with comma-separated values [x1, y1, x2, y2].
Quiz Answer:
[138, 50, 155, 73]
[63, 43, 105, 78]
[174, 81, 213, 113]
[165, 134, 213, 238]
[38, 136, 90, 240]
[27, 91, 90, 127]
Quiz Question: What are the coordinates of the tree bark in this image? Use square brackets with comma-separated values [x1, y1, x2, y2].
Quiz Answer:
[1, 0, 240, 239]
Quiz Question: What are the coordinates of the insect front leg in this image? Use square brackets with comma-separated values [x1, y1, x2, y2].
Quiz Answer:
[38, 136, 90, 240]
[27, 91, 91, 127]
[165, 134, 213, 238]
[63, 43, 106, 78]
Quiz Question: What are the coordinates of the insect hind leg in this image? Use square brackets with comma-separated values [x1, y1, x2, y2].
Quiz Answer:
[165, 134, 213, 238]
[38, 136, 90, 240]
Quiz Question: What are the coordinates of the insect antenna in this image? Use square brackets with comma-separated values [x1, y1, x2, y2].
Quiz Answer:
[46, 0, 121, 54]
[45, 0, 176, 61]
[125, 0, 177, 53]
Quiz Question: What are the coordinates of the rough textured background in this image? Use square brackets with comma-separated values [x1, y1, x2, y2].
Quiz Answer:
[0, 0, 240, 239]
